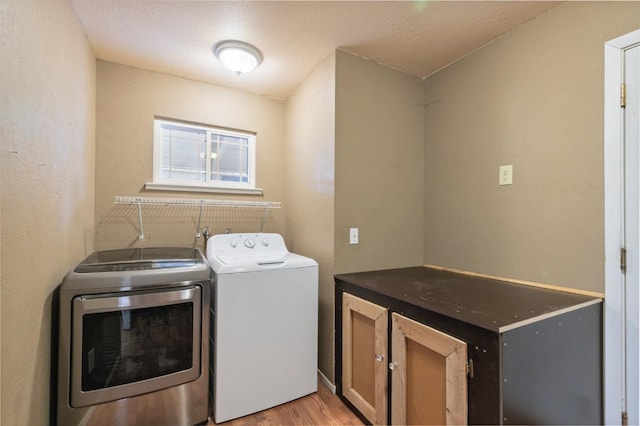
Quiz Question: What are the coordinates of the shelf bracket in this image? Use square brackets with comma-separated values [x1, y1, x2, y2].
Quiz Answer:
[259, 206, 271, 233]
[136, 198, 144, 240]
[195, 200, 204, 239]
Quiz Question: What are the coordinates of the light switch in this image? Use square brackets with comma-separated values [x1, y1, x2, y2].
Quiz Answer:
[499, 165, 513, 186]
[350, 228, 359, 245]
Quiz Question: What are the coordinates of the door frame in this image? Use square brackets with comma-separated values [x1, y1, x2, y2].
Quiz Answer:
[604, 28, 640, 425]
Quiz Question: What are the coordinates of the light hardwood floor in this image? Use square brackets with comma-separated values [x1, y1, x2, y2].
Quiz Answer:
[208, 381, 363, 425]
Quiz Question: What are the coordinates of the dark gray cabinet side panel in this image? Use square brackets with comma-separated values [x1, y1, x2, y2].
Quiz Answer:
[501, 303, 603, 425]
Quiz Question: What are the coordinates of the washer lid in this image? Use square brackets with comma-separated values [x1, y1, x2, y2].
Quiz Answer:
[210, 252, 317, 274]
[215, 252, 288, 266]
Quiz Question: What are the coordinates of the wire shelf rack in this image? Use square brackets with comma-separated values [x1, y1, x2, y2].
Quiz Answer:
[114, 196, 280, 209]
[112, 196, 281, 241]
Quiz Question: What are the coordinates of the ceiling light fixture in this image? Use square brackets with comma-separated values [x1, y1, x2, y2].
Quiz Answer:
[213, 40, 263, 75]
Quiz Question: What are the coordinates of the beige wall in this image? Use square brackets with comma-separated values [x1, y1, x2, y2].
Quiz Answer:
[285, 53, 336, 382]
[424, 1, 640, 294]
[3, 6, 629, 422]
[335, 50, 425, 274]
[1, 0, 96, 423]
[285, 50, 425, 383]
[95, 61, 287, 251]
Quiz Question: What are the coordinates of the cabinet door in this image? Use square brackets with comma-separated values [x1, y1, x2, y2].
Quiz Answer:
[342, 293, 388, 425]
[390, 313, 467, 425]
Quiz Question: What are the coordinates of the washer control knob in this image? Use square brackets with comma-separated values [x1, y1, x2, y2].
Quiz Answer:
[229, 240, 238, 248]
[244, 238, 256, 248]
[261, 239, 269, 247]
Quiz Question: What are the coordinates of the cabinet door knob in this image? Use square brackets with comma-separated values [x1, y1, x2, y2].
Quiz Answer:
[375, 354, 384, 362]
[388, 362, 398, 370]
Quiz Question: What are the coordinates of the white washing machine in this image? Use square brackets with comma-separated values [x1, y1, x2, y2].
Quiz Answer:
[206, 233, 318, 423]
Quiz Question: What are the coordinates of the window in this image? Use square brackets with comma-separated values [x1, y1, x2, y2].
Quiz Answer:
[148, 118, 259, 194]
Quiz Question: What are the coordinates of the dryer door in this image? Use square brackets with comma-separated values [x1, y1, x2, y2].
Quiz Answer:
[70, 285, 202, 407]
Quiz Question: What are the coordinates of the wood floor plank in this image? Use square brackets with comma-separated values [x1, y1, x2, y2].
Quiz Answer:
[209, 380, 362, 425]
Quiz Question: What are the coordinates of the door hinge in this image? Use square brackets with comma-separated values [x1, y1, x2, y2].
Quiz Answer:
[621, 83, 627, 108]
[621, 247, 627, 272]
[466, 358, 474, 379]
[622, 411, 628, 426]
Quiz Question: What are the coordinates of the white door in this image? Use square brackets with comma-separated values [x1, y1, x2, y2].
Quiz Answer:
[605, 30, 640, 425]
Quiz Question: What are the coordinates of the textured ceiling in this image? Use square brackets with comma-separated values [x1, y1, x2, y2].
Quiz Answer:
[71, 1, 560, 100]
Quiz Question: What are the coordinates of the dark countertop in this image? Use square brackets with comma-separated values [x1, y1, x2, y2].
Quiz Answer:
[335, 266, 602, 333]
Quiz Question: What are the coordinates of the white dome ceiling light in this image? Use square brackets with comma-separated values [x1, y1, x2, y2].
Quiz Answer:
[213, 40, 263, 75]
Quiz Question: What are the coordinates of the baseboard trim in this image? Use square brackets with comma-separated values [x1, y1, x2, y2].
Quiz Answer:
[318, 369, 336, 394]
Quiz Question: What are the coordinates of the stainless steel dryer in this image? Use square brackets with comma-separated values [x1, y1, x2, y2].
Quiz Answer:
[56, 247, 210, 426]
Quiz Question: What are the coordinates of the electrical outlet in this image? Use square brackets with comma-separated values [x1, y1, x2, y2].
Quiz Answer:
[499, 165, 513, 186]
[350, 228, 359, 245]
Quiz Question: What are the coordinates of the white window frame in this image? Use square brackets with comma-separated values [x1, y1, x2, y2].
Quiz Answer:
[146, 118, 261, 195]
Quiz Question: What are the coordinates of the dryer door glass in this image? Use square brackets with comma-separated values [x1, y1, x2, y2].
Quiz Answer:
[81, 303, 194, 391]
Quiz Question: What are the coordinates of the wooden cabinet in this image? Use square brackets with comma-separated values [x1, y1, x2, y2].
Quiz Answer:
[390, 312, 467, 425]
[342, 293, 468, 425]
[336, 267, 603, 425]
[341, 293, 388, 424]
